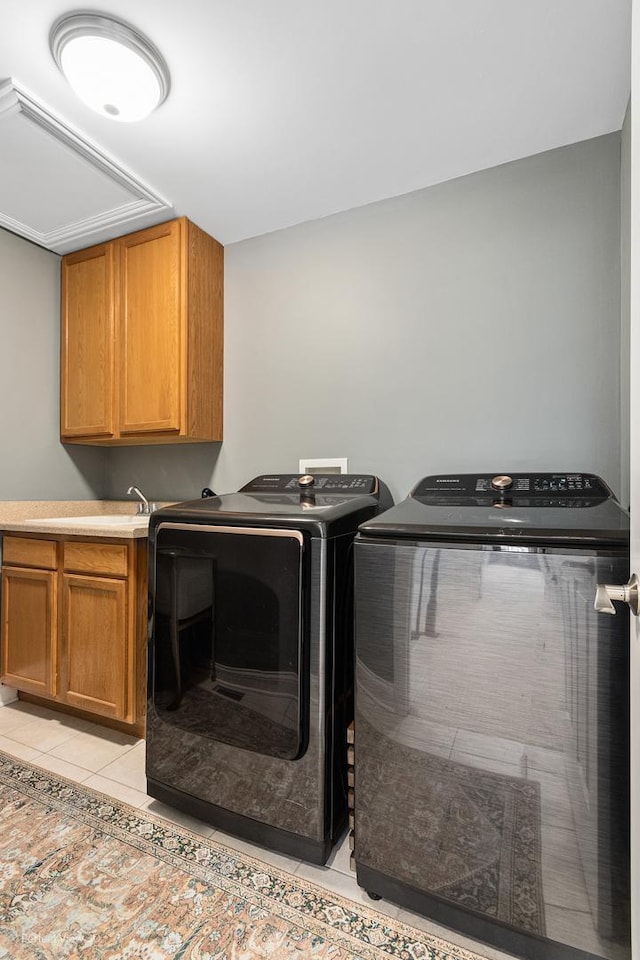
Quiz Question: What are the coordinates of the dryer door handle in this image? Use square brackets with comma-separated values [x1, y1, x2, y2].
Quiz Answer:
[594, 573, 638, 616]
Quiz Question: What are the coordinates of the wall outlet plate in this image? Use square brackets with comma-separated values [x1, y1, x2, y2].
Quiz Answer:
[298, 457, 348, 475]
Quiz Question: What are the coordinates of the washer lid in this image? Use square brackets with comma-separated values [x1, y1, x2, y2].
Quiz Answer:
[358, 473, 629, 546]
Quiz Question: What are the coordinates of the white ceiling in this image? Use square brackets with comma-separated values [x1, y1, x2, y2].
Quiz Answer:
[0, 0, 631, 248]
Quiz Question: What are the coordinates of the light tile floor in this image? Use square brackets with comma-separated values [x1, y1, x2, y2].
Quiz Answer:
[0, 699, 517, 960]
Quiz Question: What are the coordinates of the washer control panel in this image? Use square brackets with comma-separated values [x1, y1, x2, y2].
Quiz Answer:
[413, 473, 612, 506]
[241, 474, 378, 494]
[476, 474, 601, 494]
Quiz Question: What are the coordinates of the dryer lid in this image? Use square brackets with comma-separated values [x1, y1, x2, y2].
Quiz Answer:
[149, 474, 392, 538]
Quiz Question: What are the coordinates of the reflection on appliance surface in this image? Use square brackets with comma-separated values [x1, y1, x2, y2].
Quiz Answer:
[355, 544, 630, 959]
[356, 709, 546, 934]
[153, 530, 304, 762]
[155, 554, 214, 710]
[559, 560, 630, 943]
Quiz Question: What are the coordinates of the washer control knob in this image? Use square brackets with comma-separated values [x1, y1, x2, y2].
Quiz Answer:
[491, 474, 513, 492]
[298, 474, 315, 487]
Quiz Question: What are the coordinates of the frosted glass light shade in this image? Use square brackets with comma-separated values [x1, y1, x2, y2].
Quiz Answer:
[50, 14, 170, 122]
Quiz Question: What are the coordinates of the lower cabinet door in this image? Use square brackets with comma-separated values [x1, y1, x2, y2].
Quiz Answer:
[1, 567, 57, 696]
[61, 573, 128, 720]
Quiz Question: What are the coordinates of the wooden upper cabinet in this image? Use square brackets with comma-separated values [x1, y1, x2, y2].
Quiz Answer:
[60, 217, 224, 445]
[60, 243, 115, 439]
[118, 220, 182, 436]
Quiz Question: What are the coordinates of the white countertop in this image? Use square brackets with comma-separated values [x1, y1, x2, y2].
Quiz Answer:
[0, 500, 172, 539]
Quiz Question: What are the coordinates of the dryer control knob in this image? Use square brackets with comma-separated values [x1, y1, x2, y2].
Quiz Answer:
[491, 474, 513, 491]
[298, 474, 315, 487]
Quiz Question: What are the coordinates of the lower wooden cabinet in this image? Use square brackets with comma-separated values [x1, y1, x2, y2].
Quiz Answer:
[61, 574, 128, 719]
[0, 533, 147, 733]
[1, 566, 57, 697]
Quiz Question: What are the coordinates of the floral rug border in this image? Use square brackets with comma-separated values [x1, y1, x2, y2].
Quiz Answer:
[0, 752, 490, 960]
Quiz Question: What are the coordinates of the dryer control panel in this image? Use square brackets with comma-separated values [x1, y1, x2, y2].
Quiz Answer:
[240, 474, 380, 494]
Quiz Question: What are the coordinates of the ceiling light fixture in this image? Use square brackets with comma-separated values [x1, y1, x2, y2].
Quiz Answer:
[50, 12, 170, 122]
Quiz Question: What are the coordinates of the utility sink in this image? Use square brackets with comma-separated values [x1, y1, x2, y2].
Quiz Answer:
[35, 515, 150, 527]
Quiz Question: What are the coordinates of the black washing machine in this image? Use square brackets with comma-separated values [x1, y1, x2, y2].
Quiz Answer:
[354, 473, 630, 960]
[146, 473, 392, 864]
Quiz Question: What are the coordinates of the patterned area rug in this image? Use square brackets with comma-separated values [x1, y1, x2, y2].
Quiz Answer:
[0, 752, 489, 960]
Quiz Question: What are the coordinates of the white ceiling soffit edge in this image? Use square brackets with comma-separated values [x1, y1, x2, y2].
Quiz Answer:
[0, 78, 173, 254]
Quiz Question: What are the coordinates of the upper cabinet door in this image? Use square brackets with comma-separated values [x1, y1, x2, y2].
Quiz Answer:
[60, 243, 115, 439]
[117, 220, 183, 436]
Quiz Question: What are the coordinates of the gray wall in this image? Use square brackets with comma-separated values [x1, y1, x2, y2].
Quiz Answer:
[0, 135, 623, 507]
[0, 229, 104, 500]
[106, 133, 623, 505]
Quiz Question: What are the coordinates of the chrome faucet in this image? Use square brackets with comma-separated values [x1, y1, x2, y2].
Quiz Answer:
[127, 485, 156, 515]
